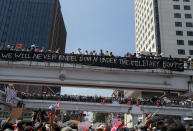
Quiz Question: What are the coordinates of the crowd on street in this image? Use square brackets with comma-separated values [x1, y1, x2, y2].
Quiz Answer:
[0, 108, 192, 131]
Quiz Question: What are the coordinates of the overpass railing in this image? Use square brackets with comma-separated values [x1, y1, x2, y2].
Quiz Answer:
[17, 92, 193, 108]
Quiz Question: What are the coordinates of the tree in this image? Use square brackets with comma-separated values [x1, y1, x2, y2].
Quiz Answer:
[92, 112, 108, 123]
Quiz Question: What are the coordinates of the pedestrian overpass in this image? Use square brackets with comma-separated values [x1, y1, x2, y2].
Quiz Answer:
[0, 90, 192, 117]
[22, 99, 193, 117]
[1, 90, 193, 127]
[0, 53, 193, 92]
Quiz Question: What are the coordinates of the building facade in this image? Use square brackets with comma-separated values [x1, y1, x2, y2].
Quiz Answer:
[0, 0, 66, 52]
[135, 0, 193, 58]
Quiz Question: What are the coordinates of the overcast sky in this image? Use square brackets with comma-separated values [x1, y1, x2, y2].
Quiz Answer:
[59, 0, 135, 96]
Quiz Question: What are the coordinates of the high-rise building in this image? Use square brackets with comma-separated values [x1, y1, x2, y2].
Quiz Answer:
[135, 0, 193, 58]
[0, 0, 66, 52]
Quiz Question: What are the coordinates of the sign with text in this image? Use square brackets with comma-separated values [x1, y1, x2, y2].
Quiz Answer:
[10, 108, 23, 120]
[0, 50, 184, 71]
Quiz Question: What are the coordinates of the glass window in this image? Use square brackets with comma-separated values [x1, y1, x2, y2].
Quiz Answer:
[173, 5, 180, 10]
[183, 0, 190, 2]
[187, 31, 193, 36]
[189, 50, 193, 55]
[185, 14, 192, 18]
[184, 5, 191, 10]
[178, 49, 185, 55]
[186, 22, 193, 27]
[152, 43, 155, 49]
[177, 40, 184, 45]
[188, 40, 193, 45]
[152, 34, 154, 40]
[150, 26, 153, 31]
[174, 13, 181, 18]
[173, 0, 179, 1]
[175, 22, 182, 27]
[176, 31, 183, 36]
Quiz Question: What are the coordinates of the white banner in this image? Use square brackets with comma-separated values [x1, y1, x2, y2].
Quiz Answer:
[5, 86, 17, 106]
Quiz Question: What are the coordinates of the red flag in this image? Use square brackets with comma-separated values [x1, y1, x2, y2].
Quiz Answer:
[57, 102, 61, 108]
[17, 44, 22, 48]
[146, 112, 149, 121]
[146, 113, 150, 129]
[48, 112, 51, 119]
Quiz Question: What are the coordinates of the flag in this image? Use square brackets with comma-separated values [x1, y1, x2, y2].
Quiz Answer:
[146, 113, 149, 121]
[48, 112, 51, 119]
[49, 104, 57, 110]
[5, 86, 17, 105]
[57, 102, 61, 108]
[146, 113, 150, 129]
[113, 119, 122, 129]
[17, 44, 22, 49]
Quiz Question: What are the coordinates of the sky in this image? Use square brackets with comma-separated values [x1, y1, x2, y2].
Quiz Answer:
[60, 0, 135, 96]
[60, 0, 135, 56]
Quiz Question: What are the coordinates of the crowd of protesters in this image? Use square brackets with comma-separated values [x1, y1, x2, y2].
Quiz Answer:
[0, 106, 192, 131]
[1, 111, 191, 131]
[16, 91, 193, 108]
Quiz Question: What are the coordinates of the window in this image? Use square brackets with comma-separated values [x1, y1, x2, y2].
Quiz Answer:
[187, 31, 193, 36]
[188, 40, 193, 45]
[177, 40, 184, 45]
[151, 26, 154, 31]
[174, 13, 181, 18]
[149, 39, 151, 44]
[176, 31, 183, 36]
[183, 0, 190, 2]
[178, 49, 185, 55]
[175, 22, 182, 27]
[184, 5, 191, 10]
[173, 5, 180, 9]
[173, 0, 179, 1]
[150, 2, 152, 7]
[186, 22, 193, 27]
[152, 34, 154, 40]
[151, 18, 153, 23]
[189, 50, 193, 55]
[152, 43, 155, 49]
[150, 10, 153, 15]
[185, 14, 192, 18]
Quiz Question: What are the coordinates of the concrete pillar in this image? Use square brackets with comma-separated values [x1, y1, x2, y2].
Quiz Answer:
[132, 114, 138, 128]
